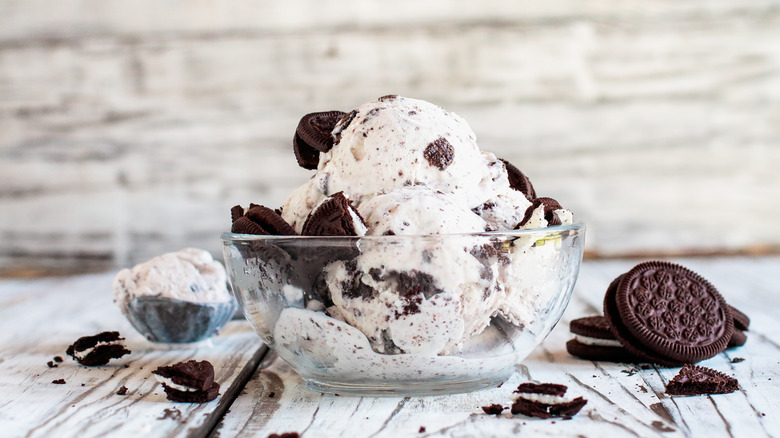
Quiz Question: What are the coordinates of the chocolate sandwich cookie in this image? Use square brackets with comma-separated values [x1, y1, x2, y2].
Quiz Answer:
[500, 159, 536, 201]
[665, 364, 738, 396]
[728, 329, 747, 348]
[294, 111, 346, 169]
[152, 360, 220, 403]
[511, 383, 587, 419]
[729, 305, 750, 331]
[566, 313, 639, 363]
[517, 197, 563, 228]
[66, 331, 131, 366]
[604, 261, 733, 366]
[301, 191, 367, 236]
[231, 204, 297, 236]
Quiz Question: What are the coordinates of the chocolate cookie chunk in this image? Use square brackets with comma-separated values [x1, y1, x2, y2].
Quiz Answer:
[500, 159, 536, 201]
[665, 364, 738, 396]
[153, 360, 220, 403]
[482, 404, 505, 415]
[293, 133, 321, 170]
[301, 192, 366, 236]
[424, 137, 455, 170]
[511, 383, 587, 419]
[517, 197, 563, 228]
[66, 331, 131, 366]
[332, 110, 358, 146]
[294, 111, 346, 169]
[231, 204, 297, 236]
[604, 261, 733, 366]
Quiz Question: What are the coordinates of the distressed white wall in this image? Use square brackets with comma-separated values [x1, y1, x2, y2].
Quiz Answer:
[1, 1, 779, 272]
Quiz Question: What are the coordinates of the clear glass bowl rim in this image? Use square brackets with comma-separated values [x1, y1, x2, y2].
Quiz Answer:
[221, 220, 585, 242]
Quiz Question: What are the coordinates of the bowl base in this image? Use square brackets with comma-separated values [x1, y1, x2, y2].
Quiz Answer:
[304, 375, 507, 397]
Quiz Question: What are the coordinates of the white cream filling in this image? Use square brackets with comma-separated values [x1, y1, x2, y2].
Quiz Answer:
[154, 375, 199, 392]
[517, 393, 573, 404]
[73, 341, 122, 361]
[573, 334, 622, 348]
[348, 207, 368, 236]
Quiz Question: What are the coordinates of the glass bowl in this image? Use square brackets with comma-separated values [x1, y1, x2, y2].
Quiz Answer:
[222, 222, 585, 396]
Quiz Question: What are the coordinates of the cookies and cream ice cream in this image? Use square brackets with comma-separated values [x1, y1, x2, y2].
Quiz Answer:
[229, 95, 576, 361]
[280, 96, 544, 233]
[113, 248, 231, 314]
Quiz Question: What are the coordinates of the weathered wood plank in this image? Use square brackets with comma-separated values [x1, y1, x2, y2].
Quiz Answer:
[2, 0, 779, 43]
[1, 2, 779, 270]
[0, 272, 267, 438]
[215, 257, 780, 437]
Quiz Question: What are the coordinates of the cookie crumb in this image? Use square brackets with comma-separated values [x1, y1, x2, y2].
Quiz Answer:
[482, 404, 505, 415]
[419, 426, 426, 433]
[53, 356, 63, 363]
[52, 379, 66, 384]
[47, 361, 58, 368]
[117, 386, 128, 395]
[267, 433, 299, 438]
[268, 391, 276, 398]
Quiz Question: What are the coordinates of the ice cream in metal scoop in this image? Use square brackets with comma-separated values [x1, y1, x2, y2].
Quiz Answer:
[113, 248, 237, 344]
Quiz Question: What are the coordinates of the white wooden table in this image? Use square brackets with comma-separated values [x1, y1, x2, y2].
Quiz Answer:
[2, 257, 778, 438]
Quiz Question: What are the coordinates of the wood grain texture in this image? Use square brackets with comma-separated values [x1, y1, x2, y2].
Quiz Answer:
[1, 1, 779, 271]
[216, 257, 780, 438]
[0, 272, 266, 438]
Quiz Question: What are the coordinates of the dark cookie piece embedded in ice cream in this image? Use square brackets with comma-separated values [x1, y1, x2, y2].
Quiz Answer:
[153, 359, 221, 403]
[424, 137, 455, 170]
[603, 261, 733, 366]
[231, 205, 297, 236]
[340, 260, 379, 301]
[301, 192, 367, 236]
[293, 111, 346, 169]
[395, 270, 445, 301]
[293, 132, 321, 170]
[377, 94, 399, 102]
[665, 364, 738, 396]
[517, 197, 564, 228]
[245, 205, 297, 235]
[231, 217, 269, 235]
[500, 159, 536, 201]
[332, 110, 358, 146]
[511, 383, 587, 419]
[297, 111, 346, 153]
[230, 205, 244, 223]
[66, 331, 131, 366]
